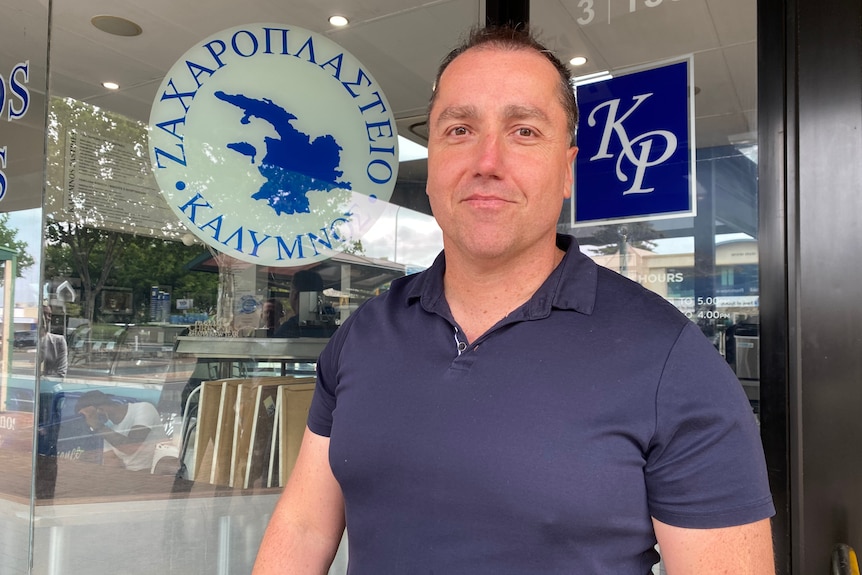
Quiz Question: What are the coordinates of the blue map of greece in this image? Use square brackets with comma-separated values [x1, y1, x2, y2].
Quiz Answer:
[214, 90, 353, 215]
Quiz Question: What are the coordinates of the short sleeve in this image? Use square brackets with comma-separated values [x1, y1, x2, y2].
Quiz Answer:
[306, 324, 346, 437]
[138, 402, 163, 428]
[645, 322, 775, 528]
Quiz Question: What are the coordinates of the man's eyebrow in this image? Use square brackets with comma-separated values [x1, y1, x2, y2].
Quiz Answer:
[503, 104, 550, 123]
[435, 105, 478, 125]
[434, 104, 551, 127]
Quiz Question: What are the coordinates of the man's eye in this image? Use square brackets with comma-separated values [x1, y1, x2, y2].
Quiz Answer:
[450, 126, 468, 136]
[517, 127, 535, 137]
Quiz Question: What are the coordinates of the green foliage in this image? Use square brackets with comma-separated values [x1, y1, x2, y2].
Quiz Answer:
[42, 96, 218, 324]
[110, 235, 218, 321]
[0, 213, 35, 279]
[45, 221, 218, 323]
[341, 239, 365, 255]
[44, 97, 151, 222]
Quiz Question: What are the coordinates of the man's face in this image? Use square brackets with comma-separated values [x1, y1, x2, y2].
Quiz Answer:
[262, 302, 276, 324]
[426, 46, 578, 263]
[78, 404, 110, 425]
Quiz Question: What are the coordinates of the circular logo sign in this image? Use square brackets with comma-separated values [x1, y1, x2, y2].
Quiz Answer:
[148, 23, 398, 266]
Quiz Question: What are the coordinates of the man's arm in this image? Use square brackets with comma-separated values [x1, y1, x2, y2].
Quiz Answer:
[653, 517, 775, 574]
[55, 336, 68, 378]
[79, 407, 151, 456]
[253, 427, 345, 575]
[99, 425, 151, 456]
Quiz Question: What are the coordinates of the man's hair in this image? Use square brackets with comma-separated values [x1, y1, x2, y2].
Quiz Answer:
[265, 298, 284, 314]
[292, 269, 323, 292]
[428, 25, 578, 146]
[74, 390, 113, 413]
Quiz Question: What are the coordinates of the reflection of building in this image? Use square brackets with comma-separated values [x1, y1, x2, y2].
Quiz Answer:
[0, 306, 39, 333]
[186, 249, 408, 333]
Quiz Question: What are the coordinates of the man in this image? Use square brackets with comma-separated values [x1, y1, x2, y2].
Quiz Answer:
[254, 26, 775, 574]
[261, 298, 286, 338]
[75, 390, 167, 472]
[274, 269, 331, 338]
[40, 305, 67, 378]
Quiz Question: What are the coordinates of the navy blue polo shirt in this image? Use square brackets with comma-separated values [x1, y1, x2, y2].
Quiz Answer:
[308, 234, 774, 574]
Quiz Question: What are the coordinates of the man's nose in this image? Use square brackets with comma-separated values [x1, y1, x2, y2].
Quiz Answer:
[473, 132, 504, 176]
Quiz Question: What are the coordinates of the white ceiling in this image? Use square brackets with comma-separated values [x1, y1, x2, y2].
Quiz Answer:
[1, 0, 756, 214]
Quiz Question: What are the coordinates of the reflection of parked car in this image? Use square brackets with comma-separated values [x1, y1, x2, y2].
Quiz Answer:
[13, 331, 37, 348]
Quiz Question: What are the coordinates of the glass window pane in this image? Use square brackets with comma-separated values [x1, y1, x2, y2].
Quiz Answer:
[1, 1, 48, 573]
[26, 2, 472, 574]
[536, 0, 759, 414]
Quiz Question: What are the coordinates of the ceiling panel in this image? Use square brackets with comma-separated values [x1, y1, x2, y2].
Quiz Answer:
[34, 0, 759, 144]
[697, 113, 752, 148]
[722, 41, 758, 114]
[693, 49, 739, 119]
[574, 0, 719, 69]
[531, 1, 611, 75]
[706, 0, 757, 46]
[329, 0, 480, 119]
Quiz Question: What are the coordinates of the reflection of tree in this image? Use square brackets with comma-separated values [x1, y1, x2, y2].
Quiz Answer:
[47, 95, 366, 265]
[207, 246, 238, 328]
[112, 237, 218, 321]
[45, 221, 124, 325]
[42, 97, 141, 325]
[588, 222, 663, 277]
[340, 240, 365, 256]
[591, 222, 662, 255]
[0, 213, 35, 282]
[44, 97, 153, 226]
[45, 221, 218, 324]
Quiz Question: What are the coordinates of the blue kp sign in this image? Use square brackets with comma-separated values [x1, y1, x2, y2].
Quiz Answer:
[573, 59, 694, 226]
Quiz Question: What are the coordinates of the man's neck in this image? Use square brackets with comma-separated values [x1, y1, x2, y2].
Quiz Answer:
[443, 241, 564, 343]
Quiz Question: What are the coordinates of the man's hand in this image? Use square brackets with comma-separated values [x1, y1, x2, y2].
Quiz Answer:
[78, 406, 105, 431]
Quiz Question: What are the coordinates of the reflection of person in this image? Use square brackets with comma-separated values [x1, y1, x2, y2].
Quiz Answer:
[261, 298, 285, 338]
[75, 390, 167, 472]
[40, 306, 67, 378]
[273, 270, 325, 338]
[254, 26, 775, 574]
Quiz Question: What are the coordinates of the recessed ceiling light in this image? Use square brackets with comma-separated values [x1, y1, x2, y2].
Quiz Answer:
[91, 15, 142, 37]
[329, 15, 349, 27]
[569, 56, 588, 66]
[102, 81, 120, 90]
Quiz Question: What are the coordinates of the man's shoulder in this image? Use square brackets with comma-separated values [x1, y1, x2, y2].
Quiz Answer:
[128, 401, 161, 420]
[322, 271, 429, 348]
[588, 265, 692, 335]
[355, 270, 428, 314]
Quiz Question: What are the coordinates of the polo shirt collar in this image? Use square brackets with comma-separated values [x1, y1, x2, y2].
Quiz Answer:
[406, 234, 597, 319]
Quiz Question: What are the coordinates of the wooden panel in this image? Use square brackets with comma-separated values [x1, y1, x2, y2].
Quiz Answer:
[193, 379, 241, 485]
[192, 380, 219, 483]
[194, 377, 315, 488]
[231, 378, 286, 488]
[277, 381, 315, 485]
[210, 380, 241, 485]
